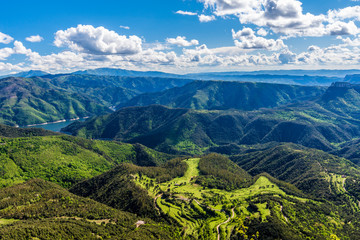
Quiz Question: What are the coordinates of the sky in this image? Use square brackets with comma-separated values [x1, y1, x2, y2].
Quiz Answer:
[1, 0, 360, 74]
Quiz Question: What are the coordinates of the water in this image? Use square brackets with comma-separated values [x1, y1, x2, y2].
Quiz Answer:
[24, 118, 86, 132]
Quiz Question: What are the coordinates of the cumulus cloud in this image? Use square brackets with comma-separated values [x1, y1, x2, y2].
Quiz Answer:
[175, 10, 197, 16]
[25, 35, 44, 43]
[198, 14, 216, 22]
[0, 41, 33, 60]
[232, 28, 286, 51]
[198, 0, 360, 38]
[199, 0, 258, 16]
[0, 32, 14, 44]
[328, 6, 360, 22]
[166, 36, 199, 47]
[54, 24, 142, 55]
[326, 21, 359, 36]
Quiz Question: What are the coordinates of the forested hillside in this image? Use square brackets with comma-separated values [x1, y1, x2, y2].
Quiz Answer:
[119, 80, 325, 110]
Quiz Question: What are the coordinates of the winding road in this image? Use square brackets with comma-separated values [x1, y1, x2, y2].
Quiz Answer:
[216, 208, 235, 240]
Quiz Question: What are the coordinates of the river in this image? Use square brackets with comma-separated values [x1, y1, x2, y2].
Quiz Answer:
[23, 118, 87, 132]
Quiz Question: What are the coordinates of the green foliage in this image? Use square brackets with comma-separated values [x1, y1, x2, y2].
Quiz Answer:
[70, 158, 187, 218]
[231, 143, 360, 199]
[0, 77, 110, 126]
[196, 153, 252, 190]
[0, 134, 173, 188]
[120, 80, 325, 111]
[0, 179, 181, 240]
[65, 87, 360, 154]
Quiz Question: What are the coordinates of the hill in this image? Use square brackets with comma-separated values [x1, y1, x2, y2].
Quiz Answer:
[0, 77, 110, 126]
[46, 74, 193, 107]
[0, 74, 193, 126]
[70, 154, 359, 240]
[119, 81, 325, 111]
[0, 178, 179, 240]
[64, 91, 360, 154]
[0, 134, 173, 188]
[230, 143, 360, 199]
[70, 158, 187, 218]
[0, 123, 58, 138]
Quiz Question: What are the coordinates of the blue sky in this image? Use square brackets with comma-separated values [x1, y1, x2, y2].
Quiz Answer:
[1, 0, 360, 74]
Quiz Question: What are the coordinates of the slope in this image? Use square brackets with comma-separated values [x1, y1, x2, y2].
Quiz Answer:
[0, 134, 173, 188]
[70, 154, 357, 240]
[230, 143, 360, 200]
[0, 77, 110, 126]
[0, 178, 179, 240]
[64, 96, 360, 154]
[119, 80, 326, 111]
[46, 74, 193, 107]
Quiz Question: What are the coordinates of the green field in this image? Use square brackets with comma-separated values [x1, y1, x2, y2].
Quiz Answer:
[134, 158, 309, 239]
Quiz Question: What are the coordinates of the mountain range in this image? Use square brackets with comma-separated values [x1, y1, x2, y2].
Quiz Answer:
[3, 68, 360, 239]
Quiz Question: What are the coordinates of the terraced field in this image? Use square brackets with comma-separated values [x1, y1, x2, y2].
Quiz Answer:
[134, 158, 309, 239]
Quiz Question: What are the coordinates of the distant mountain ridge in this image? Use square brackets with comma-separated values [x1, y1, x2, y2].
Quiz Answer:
[0, 70, 48, 79]
[64, 84, 360, 154]
[0, 77, 110, 126]
[73, 67, 182, 78]
[0, 74, 193, 126]
[119, 80, 326, 111]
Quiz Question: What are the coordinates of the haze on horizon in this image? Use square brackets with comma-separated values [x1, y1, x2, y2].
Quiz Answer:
[1, 0, 360, 75]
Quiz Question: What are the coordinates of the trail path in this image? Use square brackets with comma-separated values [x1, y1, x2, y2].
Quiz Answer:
[342, 177, 347, 192]
[280, 205, 288, 223]
[216, 208, 235, 240]
[154, 194, 163, 215]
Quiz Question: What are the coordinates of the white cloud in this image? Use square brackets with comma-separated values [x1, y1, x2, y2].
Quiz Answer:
[257, 28, 268, 36]
[25, 35, 44, 43]
[166, 36, 199, 47]
[0, 47, 13, 60]
[232, 28, 286, 51]
[119, 25, 130, 30]
[199, 0, 259, 16]
[54, 24, 142, 55]
[326, 21, 359, 36]
[0, 41, 33, 60]
[0, 32, 14, 44]
[198, 14, 216, 22]
[175, 10, 197, 16]
[328, 6, 360, 22]
[198, 0, 360, 38]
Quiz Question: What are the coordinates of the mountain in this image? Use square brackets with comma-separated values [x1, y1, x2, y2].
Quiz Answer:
[73, 67, 182, 78]
[230, 143, 360, 199]
[70, 153, 358, 240]
[0, 74, 192, 126]
[64, 89, 360, 154]
[45, 74, 193, 107]
[0, 77, 110, 126]
[187, 69, 360, 78]
[184, 74, 341, 86]
[119, 81, 326, 111]
[70, 158, 187, 218]
[0, 70, 49, 79]
[344, 74, 360, 84]
[0, 179, 179, 240]
[0, 133, 173, 188]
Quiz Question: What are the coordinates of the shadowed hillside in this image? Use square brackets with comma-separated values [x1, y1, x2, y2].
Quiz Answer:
[119, 80, 325, 111]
